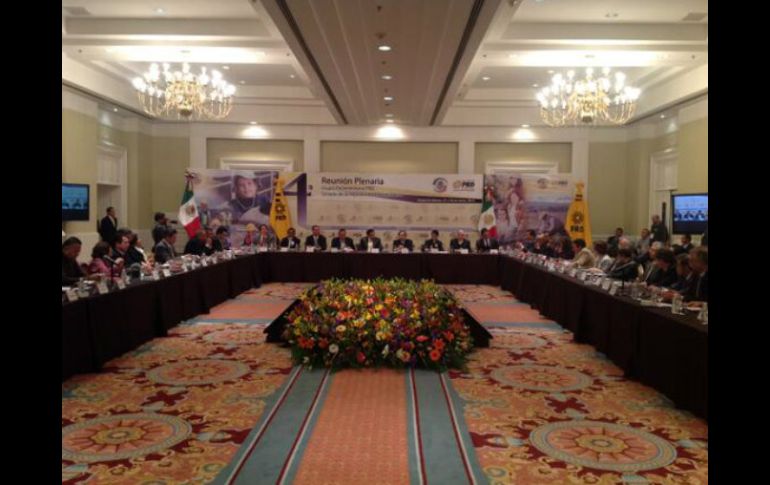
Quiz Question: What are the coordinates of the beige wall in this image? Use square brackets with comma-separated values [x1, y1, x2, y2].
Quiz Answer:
[152, 137, 191, 217]
[676, 117, 708, 194]
[473, 142, 572, 174]
[207, 139, 304, 171]
[587, 143, 627, 236]
[62, 109, 99, 235]
[321, 141, 457, 173]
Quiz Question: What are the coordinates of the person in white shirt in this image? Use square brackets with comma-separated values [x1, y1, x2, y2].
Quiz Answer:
[593, 240, 614, 272]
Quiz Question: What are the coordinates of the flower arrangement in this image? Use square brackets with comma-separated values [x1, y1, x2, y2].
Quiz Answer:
[283, 278, 474, 371]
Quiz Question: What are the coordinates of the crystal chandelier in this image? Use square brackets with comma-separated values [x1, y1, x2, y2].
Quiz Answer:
[535, 68, 641, 126]
[132, 62, 236, 120]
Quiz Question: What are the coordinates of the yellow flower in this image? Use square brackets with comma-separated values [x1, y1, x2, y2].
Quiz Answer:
[336, 325, 346, 333]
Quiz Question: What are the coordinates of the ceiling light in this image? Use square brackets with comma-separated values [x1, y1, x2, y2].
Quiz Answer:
[384, 96, 394, 102]
[375, 125, 405, 140]
[521, 124, 530, 128]
[548, 70, 554, 74]
[250, 121, 257, 125]
[132, 62, 235, 120]
[378, 45, 392, 52]
[385, 113, 394, 118]
[660, 115, 666, 119]
[536, 67, 640, 126]
[240, 80, 246, 84]
[290, 74, 296, 78]
[154, 7, 166, 15]
[381, 75, 393, 80]
[532, 83, 539, 88]
[482, 76, 491, 81]
[223, 65, 230, 70]
[113, 108, 118, 112]
[386, 119, 394, 124]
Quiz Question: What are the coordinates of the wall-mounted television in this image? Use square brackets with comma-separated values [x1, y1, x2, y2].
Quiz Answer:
[62, 183, 90, 221]
[671, 193, 707, 235]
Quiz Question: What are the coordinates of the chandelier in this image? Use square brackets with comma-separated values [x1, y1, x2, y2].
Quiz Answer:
[131, 63, 236, 120]
[535, 68, 640, 126]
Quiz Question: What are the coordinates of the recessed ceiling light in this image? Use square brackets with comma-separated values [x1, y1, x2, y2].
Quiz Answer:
[240, 80, 246, 84]
[113, 108, 118, 113]
[482, 76, 491, 81]
[547, 70, 554, 74]
[532, 83, 539, 88]
[378, 45, 392, 52]
[381, 75, 393, 80]
[605, 12, 619, 18]
[521, 124, 530, 128]
[386, 119, 394, 124]
[289, 74, 296, 78]
[384, 96, 394, 101]
[660, 115, 666, 119]
[250, 121, 257, 125]
[223, 65, 230, 70]
[385, 113, 394, 118]
[154, 7, 166, 15]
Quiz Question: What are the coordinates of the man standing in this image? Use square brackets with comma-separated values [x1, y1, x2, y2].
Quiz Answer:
[152, 212, 169, 249]
[650, 215, 669, 245]
[673, 234, 695, 255]
[305, 225, 327, 251]
[475, 228, 499, 253]
[99, 207, 118, 244]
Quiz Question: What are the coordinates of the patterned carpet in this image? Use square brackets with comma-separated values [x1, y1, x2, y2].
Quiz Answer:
[62, 283, 708, 484]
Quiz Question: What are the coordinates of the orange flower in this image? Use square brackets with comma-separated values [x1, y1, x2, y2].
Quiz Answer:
[444, 331, 455, 342]
[434, 339, 445, 351]
[429, 349, 442, 361]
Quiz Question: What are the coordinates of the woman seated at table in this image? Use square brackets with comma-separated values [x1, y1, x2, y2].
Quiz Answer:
[572, 238, 595, 268]
[88, 241, 124, 279]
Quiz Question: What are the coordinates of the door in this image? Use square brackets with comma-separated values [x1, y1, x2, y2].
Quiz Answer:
[649, 149, 678, 229]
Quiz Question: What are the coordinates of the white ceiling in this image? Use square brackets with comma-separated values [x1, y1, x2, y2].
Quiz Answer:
[61, 0, 708, 127]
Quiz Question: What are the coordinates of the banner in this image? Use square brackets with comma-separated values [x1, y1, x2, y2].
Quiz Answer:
[306, 174, 483, 231]
[483, 173, 574, 245]
[565, 182, 592, 246]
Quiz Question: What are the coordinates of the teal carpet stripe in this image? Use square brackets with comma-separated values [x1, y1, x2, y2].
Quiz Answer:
[212, 368, 330, 485]
[412, 370, 479, 485]
[406, 370, 426, 485]
[439, 373, 486, 484]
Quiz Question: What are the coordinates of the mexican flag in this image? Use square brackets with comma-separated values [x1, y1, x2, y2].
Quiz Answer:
[179, 176, 201, 238]
[478, 185, 497, 237]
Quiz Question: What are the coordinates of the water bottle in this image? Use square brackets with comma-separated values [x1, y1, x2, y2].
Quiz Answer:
[671, 294, 683, 315]
[698, 303, 708, 324]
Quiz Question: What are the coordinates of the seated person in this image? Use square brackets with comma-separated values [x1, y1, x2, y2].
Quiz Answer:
[532, 234, 554, 257]
[254, 224, 277, 250]
[647, 248, 678, 288]
[392, 230, 414, 252]
[62, 237, 86, 285]
[422, 230, 444, 252]
[639, 242, 664, 282]
[572, 238, 596, 268]
[635, 228, 652, 255]
[522, 230, 537, 252]
[212, 226, 230, 252]
[358, 229, 383, 252]
[594, 240, 614, 272]
[112, 232, 131, 262]
[88, 241, 123, 278]
[607, 248, 640, 281]
[683, 246, 708, 304]
[553, 237, 574, 260]
[476, 228, 500, 253]
[450, 230, 472, 253]
[280, 227, 302, 250]
[242, 223, 257, 247]
[305, 225, 328, 251]
[331, 228, 356, 251]
[607, 227, 624, 250]
[670, 253, 694, 294]
[184, 230, 210, 256]
[673, 234, 695, 256]
[126, 233, 147, 266]
[154, 228, 178, 264]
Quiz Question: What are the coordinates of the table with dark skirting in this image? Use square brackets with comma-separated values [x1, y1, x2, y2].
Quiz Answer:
[63, 252, 708, 421]
[499, 256, 708, 420]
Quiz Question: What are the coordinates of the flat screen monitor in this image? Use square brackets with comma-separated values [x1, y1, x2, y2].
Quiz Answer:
[62, 183, 89, 221]
[671, 193, 707, 234]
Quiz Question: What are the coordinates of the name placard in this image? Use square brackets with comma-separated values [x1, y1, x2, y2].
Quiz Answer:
[330, 248, 339, 253]
[370, 248, 380, 254]
[96, 281, 109, 295]
[280, 247, 289, 252]
[490, 249, 499, 254]
[459, 249, 469, 254]
[162, 269, 172, 278]
[65, 289, 79, 302]
[116, 279, 126, 290]
[306, 247, 315, 253]
[609, 285, 618, 296]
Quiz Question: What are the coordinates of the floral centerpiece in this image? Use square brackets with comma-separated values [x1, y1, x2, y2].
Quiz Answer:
[283, 278, 474, 371]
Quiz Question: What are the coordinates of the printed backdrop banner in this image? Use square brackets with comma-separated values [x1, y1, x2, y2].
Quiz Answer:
[483, 173, 574, 245]
[188, 169, 568, 248]
[306, 174, 483, 231]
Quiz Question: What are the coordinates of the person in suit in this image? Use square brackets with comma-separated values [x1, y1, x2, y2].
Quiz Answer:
[125, 232, 147, 266]
[669, 253, 694, 293]
[358, 229, 383, 252]
[701, 226, 708, 246]
[532, 234, 554, 257]
[683, 246, 708, 303]
[212, 226, 230, 252]
[255, 224, 277, 250]
[305, 225, 327, 251]
[154, 228, 178, 264]
[152, 212, 169, 250]
[608, 249, 640, 281]
[647, 249, 678, 287]
[184, 230, 209, 256]
[62, 237, 86, 285]
[422, 230, 444, 252]
[594, 240, 614, 272]
[392, 230, 414, 252]
[572, 238, 596, 269]
[650, 214, 669, 244]
[475, 228, 500, 253]
[280, 227, 302, 250]
[112, 232, 132, 264]
[638, 242, 663, 282]
[522, 230, 537, 252]
[98, 207, 118, 244]
[554, 236, 574, 260]
[607, 227, 624, 250]
[331, 228, 355, 251]
[673, 234, 695, 256]
[450, 230, 472, 253]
